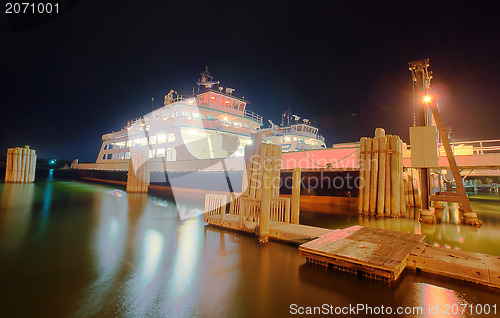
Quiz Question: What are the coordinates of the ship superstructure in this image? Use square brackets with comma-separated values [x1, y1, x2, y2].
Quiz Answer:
[96, 68, 263, 168]
[260, 108, 326, 152]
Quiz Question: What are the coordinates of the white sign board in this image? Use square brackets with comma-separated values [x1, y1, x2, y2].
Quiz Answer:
[409, 126, 438, 168]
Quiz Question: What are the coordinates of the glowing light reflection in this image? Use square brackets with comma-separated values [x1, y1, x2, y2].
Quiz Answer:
[141, 229, 164, 286]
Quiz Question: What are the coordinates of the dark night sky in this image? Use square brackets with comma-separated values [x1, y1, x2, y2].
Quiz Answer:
[1, 0, 499, 162]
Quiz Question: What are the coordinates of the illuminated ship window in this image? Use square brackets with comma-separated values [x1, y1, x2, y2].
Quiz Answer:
[149, 149, 155, 158]
[133, 139, 141, 147]
[125, 152, 131, 159]
[192, 113, 205, 120]
[207, 115, 217, 121]
[119, 153, 125, 159]
[167, 133, 175, 142]
[112, 153, 117, 159]
[157, 148, 165, 157]
[141, 138, 148, 146]
[166, 147, 176, 161]
[182, 111, 191, 119]
[233, 121, 242, 128]
[158, 134, 167, 144]
[149, 136, 157, 145]
[127, 140, 133, 147]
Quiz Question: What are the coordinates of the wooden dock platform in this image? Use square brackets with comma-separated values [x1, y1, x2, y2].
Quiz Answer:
[299, 226, 426, 283]
[206, 214, 331, 243]
[299, 225, 500, 288]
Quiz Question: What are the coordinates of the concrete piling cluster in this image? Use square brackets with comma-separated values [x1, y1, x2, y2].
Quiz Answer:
[5, 146, 37, 183]
[126, 151, 150, 193]
[358, 129, 409, 217]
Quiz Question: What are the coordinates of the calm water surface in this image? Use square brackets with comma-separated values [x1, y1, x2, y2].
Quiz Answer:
[1, 177, 499, 317]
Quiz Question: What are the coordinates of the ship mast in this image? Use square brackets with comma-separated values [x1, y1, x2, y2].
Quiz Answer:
[196, 66, 220, 94]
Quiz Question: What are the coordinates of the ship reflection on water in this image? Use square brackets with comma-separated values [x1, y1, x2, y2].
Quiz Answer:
[0, 180, 499, 317]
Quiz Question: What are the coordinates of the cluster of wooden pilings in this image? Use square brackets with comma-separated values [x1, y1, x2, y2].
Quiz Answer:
[358, 128, 415, 217]
[403, 172, 422, 208]
[240, 133, 300, 242]
[126, 151, 150, 193]
[4, 146, 37, 183]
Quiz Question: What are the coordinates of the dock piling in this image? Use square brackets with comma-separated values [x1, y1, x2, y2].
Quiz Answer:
[4, 146, 37, 183]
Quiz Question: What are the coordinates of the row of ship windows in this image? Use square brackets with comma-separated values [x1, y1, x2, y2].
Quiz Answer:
[129, 110, 252, 132]
[282, 136, 323, 146]
[103, 133, 176, 150]
[101, 148, 177, 161]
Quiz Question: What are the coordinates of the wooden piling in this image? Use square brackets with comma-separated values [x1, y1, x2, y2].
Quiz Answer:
[249, 133, 263, 199]
[390, 136, 401, 217]
[30, 150, 36, 182]
[369, 136, 379, 215]
[291, 167, 301, 224]
[357, 137, 366, 214]
[15, 148, 22, 183]
[22, 147, 30, 183]
[399, 140, 406, 217]
[259, 144, 272, 243]
[403, 178, 410, 206]
[271, 144, 282, 198]
[126, 151, 150, 193]
[5, 148, 13, 182]
[407, 176, 415, 206]
[384, 135, 392, 216]
[376, 136, 386, 217]
[242, 143, 254, 195]
[362, 138, 372, 214]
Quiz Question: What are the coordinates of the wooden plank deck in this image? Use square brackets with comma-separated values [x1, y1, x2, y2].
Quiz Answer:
[205, 217, 500, 288]
[299, 226, 426, 283]
[407, 246, 500, 288]
[205, 214, 330, 243]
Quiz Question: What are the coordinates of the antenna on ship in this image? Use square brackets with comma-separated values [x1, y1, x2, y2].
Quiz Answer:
[196, 66, 220, 93]
[282, 107, 292, 126]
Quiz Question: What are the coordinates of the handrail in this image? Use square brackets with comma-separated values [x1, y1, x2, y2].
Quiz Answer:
[243, 109, 263, 123]
[406, 138, 500, 155]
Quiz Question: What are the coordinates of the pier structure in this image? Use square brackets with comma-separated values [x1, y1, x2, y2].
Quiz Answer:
[204, 133, 331, 244]
[4, 146, 36, 183]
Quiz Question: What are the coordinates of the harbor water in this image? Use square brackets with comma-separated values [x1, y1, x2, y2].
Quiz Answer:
[1, 176, 499, 317]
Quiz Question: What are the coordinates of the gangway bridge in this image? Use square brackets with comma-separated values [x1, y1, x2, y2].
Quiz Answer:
[281, 138, 500, 174]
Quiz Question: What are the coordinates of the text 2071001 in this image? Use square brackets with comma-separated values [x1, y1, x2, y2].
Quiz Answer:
[5, 3, 59, 14]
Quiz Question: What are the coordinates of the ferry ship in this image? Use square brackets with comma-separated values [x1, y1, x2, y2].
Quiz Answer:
[69, 68, 358, 202]
[261, 108, 326, 152]
[72, 68, 265, 192]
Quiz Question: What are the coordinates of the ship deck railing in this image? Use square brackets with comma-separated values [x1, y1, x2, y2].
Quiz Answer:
[243, 109, 263, 124]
